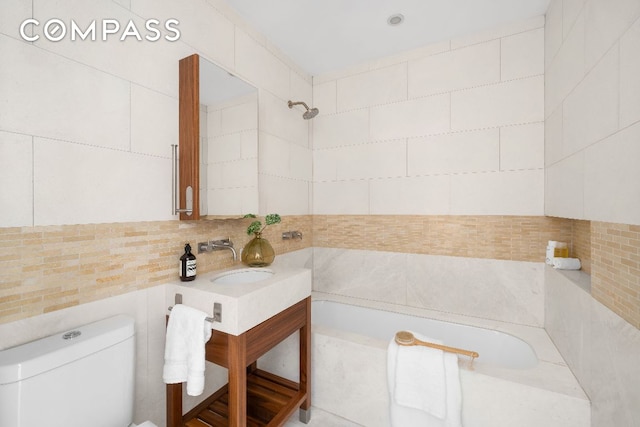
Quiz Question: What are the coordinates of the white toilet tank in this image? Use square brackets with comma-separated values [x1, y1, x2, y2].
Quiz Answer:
[0, 315, 135, 427]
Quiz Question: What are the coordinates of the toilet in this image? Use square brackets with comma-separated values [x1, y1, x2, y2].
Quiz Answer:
[0, 314, 157, 427]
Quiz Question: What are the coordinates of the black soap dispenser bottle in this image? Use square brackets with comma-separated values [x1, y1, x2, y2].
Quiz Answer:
[179, 243, 196, 282]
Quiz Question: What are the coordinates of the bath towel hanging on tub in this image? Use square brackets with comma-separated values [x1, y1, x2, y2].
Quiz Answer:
[387, 331, 462, 427]
[163, 304, 213, 396]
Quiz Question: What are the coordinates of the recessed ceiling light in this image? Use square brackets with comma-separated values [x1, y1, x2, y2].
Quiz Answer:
[387, 13, 404, 26]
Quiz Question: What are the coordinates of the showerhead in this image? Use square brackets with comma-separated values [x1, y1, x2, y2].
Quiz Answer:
[288, 100, 319, 120]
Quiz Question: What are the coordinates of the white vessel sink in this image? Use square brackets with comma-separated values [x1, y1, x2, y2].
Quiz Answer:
[211, 268, 274, 285]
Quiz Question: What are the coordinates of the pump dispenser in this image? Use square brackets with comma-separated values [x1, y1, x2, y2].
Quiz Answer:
[179, 243, 196, 281]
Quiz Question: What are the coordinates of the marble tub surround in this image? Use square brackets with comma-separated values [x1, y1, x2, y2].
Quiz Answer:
[313, 247, 544, 326]
[545, 266, 640, 426]
[260, 293, 589, 427]
[167, 264, 311, 336]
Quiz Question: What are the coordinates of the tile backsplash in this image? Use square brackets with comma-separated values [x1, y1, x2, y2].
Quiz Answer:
[3, 214, 638, 331]
[0, 216, 311, 324]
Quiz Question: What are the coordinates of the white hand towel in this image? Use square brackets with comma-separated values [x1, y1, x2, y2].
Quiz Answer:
[552, 257, 581, 270]
[388, 331, 462, 427]
[163, 304, 212, 396]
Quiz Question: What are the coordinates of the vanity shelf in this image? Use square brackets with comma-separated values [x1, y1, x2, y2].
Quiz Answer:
[167, 297, 311, 427]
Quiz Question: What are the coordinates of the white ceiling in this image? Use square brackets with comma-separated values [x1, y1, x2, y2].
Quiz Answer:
[225, 0, 551, 76]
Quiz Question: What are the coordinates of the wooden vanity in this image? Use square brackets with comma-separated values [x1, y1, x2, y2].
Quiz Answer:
[166, 297, 311, 427]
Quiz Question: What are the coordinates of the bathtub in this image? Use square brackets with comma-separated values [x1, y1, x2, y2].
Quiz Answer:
[259, 294, 590, 427]
[312, 300, 537, 370]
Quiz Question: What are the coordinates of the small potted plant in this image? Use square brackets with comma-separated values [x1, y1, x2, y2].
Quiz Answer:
[241, 213, 281, 267]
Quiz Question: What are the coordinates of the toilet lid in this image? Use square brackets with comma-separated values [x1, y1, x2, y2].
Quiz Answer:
[135, 422, 158, 427]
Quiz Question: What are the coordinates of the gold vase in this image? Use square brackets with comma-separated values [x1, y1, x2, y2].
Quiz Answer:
[241, 232, 275, 267]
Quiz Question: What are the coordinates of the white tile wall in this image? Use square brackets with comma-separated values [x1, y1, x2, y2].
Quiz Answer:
[562, 46, 619, 156]
[584, 122, 640, 224]
[500, 123, 545, 171]
[408, 129, 500, 176]
[337, 63, 407, 111]
[369, 94, 451, 140]
[620, 18, 640, 128]
[545, 152, 585, 220]
[451, 76, 544, 131]
[0, 131, 33, 227]
[501, 28, 545, 80]
[545, 0, 640, 225]
[1, 0, 314, 225]
[408, 40, 500, 97]
[313, 17, 545, 216]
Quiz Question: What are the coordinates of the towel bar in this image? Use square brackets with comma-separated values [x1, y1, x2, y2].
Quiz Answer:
[167, 305, 215, 323]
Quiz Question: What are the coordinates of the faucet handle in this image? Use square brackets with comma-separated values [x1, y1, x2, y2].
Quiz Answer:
[210, 237, 233, 246]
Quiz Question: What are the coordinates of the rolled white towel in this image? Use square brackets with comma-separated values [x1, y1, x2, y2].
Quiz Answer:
[552, 257, 581, 270]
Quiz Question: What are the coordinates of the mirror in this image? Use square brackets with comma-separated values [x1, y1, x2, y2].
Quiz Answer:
[178, 54, 258, 220]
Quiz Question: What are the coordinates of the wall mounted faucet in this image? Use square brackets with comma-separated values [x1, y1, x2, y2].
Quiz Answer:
[198, 237, 237, 260]
[282, 231, 303, 240]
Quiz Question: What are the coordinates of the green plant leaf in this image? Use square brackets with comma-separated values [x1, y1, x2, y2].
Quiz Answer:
[247, 221, 262, 235]
[265, 213, 281, 225]
[243, 213, 257, 218]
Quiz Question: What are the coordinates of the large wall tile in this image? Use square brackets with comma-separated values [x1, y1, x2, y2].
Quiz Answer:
[312, 247, 408, 305]
[544, 153, 585, 220]
[451, 16, 544, 50]
[406, 255, 544, 326]
[312, 181, 368, 215]
[451, 76, 543, 131]
[33, 0, 192, 96]
[0, 131, 33, 227]
[500, 122, 544, 171]
[544, 106, 564, 166]
[563, 0, 588, 39]
[408, 40, 500, 97]
[337, 63, 407, 111]
[258, 175, 309, 215]
[132, 0, 235, 72]
[312, 80, 337, 116]
[562, 45, 619, 156]
[33, 138, 172, 225]
[370, 94, 450, 141]
[130, 85, 177, 158]
[544, 0, 564, 69]
[312, 109, 369, 149]
[450, 170, 544, 215]
[0, 0, 31, 40]
[369, 176, 450, 215]
[544, 13, 585, 117]
[501, 28, 544, 81]
[236, 30, 290, 100]
[316, 140, 406, 181]
[620, 18, 640, 128]
[259, 91, 308, 147]
[408, 129, 499, 175]
[0, 36, 130, 151]
[584, 123, 640, 225]
[584, 0, 640, 70]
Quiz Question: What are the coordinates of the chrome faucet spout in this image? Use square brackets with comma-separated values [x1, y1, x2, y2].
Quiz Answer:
[209, 238, 237, 261]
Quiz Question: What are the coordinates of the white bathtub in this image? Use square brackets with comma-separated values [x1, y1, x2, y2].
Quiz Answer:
[259, 294, 590, 427]
[312, 300, 537, 370]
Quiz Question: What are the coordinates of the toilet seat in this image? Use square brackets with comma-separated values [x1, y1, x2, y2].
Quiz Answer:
[131, 422, 158, 427]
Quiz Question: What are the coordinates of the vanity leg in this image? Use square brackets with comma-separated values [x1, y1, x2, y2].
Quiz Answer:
[166, 382, 183, 427]
[299, 297, 312, 423]
[228, 333, 247, 427]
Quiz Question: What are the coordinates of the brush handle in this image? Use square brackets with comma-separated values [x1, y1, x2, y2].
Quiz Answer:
[400, 338, 479, 359]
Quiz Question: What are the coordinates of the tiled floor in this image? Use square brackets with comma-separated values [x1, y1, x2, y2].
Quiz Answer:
[284, 407, 363, 426]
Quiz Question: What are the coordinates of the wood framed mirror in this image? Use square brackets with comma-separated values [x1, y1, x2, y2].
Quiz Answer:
[177, 54, 258, 220]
